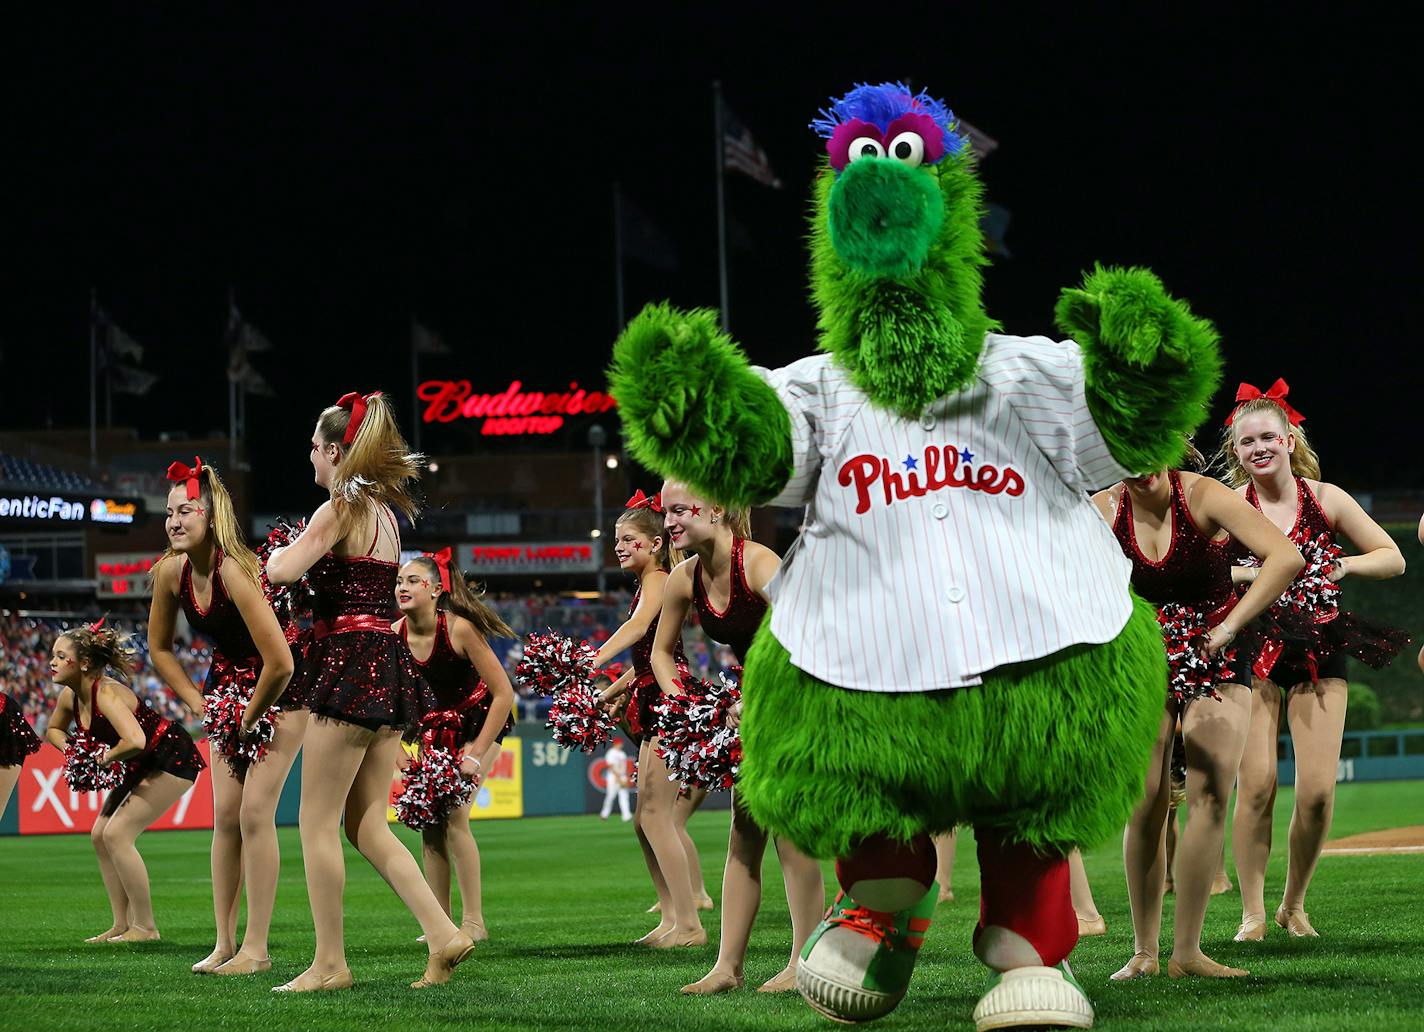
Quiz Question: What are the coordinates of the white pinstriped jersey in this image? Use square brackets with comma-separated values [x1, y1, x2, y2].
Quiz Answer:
[755, 333, 1135, 693]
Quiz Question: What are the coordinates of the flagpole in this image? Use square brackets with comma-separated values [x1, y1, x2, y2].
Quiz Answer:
[713, 81, 730, 333]
[410, 316, 422, 454]
[613, 181, 626, 331]
[227, 287, 238, 470]
[88, 288, 98, 469]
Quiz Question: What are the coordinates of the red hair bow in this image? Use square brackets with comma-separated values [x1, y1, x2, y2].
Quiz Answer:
[336, 391, 382, 445]
[1225, 378, 1304, 427]
[424, 547, 453, 592]
[166, 456, 204, 500]
[626, 489, 662, 513]
[88, 615, 106, 632]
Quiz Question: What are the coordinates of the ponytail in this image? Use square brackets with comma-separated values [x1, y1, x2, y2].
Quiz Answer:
[410, 555, 514, 640]
[317, 392, 424, 521]
[722, 507, 752, 539]
[155, 461, 262, 587]
[62, 624, 138, 682]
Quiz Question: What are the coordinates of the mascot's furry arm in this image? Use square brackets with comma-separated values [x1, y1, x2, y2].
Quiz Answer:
[608, 302, 793, 508]
[1056, 264, 1222, 474]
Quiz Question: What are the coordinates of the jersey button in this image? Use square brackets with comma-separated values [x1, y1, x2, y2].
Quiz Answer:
[932, 503, 948, 519]
[920, 411, 937, 431]
[945, 585, 966, 603]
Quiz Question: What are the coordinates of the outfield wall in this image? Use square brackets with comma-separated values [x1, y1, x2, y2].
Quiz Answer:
[2, 720, 730, 836]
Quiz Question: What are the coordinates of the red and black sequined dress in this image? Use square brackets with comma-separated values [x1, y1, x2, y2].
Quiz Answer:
[80, 689, 205, 817]
[626, 586, 689, 743]
[0, 693, 41, 767]
[180, 551, 306, 709]
[400, 610, 512, 751]
[288, 550, 434, 737]
[1110, 471, 1252, 701]
[692, 536, 768, 666]
[1237, 477, 1408, 686]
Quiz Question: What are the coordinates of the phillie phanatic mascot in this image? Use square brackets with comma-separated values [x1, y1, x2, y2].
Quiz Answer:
[609, 82, 1222, 1030]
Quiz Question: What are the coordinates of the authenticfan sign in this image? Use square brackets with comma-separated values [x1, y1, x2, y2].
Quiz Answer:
[458, 541, 599, 575]
[417, 379, 617, 436]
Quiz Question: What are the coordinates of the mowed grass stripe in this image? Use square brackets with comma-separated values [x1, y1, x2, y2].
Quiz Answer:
[1, 779, 1421, 1030]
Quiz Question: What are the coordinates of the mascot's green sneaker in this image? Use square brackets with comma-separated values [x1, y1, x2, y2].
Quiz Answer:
[795, 883, 936, 1023]
[971, 960, 1094, 1031]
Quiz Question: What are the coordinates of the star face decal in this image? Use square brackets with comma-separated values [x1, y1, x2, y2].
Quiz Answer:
[903, 455, 919, 471]
[689, 505, 702, 517]
[632, 541, 643, 550]
[960, 448, 975, 463]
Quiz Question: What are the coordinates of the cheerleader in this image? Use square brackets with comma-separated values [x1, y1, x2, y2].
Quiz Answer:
[44, 622, 206, 943]
[394, 548, 516, 943]
[0, 692, 41, 820]
[265, 391, 472, 991]
[653, 482, 826, 995]
[1220, 383, 1407, 941]
[148, 457, 300, 976]
[1093, 458, 1302, 979]
[592, 492, 710, 946]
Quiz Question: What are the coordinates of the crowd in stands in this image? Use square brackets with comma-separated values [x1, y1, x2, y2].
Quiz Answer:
[3, 598, 741, 735]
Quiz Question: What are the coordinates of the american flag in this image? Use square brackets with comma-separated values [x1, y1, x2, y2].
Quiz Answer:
[722, 104, 782, 189]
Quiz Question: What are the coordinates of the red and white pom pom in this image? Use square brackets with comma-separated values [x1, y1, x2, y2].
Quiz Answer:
[394, 747, 474, 831]
[545, 680, 616, 753]
[1156, 603, 1232, 703]
[201, 669, 282, 774]
[257, 519, 315, 631]
[1240, 533, 1343, 630]
[653, 671, 742, 792]
[514, 632, 596, 697]
[63, 728, 123, 793]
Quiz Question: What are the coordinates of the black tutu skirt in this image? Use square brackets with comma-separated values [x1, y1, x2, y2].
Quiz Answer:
[293, 629, 436, 738]
[103, 724, 206, 817]
[0, 694, 42, 767]
[1253, 609, 1411, 684]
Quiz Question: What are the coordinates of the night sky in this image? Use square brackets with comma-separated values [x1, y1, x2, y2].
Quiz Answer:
[7, 5, 1419, 509]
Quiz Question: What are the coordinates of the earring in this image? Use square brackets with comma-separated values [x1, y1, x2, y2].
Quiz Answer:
[710, 516, 718, 524]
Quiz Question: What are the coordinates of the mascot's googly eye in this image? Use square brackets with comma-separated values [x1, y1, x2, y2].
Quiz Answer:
[848, 137, 885, 162]
[886, 130, 926, 167]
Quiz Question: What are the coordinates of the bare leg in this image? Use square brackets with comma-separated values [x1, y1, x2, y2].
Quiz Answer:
[341, 729, 468, 985]
[217, 708, 308, 972]
[197, 760, 244, 970]
[86, 815, 130, 941]
[683, 793, 767, 994]
[0, 765, 21, 823]
[1169, 685, 1250, 977]
[1069, 849, 1106, 934]
[102, 772, 194, 939]
[632, 740, 676, 942]
[1112, 707, 1174, 980]
[1278, 677, 1348, 936]
[676, 786, 713, 907]
[764, 834, 826, 990]
[638, 738, 705, 947]
[1164, 802, 1179, 893]
[932, 830, 956, 903]
[1232, 678, 1281, 940]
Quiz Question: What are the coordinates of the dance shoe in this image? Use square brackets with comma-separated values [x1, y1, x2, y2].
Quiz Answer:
[1274, 905, 1319, 938]
[213, 955, 272, 976]
[795, 883, 935, 1023]
[191, 949, 232, 974]
[271, 968, 354, 993]
[411, 930, 475, 988]
[1077, 915, 1107, 937]
[972, 961, 1094, 1031]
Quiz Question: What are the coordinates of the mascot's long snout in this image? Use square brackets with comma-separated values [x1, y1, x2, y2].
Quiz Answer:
[827, 158, 943, 278]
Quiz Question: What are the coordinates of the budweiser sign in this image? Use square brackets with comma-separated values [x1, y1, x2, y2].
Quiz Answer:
[417, 380, 617, 436]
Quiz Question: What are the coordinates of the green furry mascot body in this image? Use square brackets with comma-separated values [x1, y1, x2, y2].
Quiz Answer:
[610, 82, 1220, 1030]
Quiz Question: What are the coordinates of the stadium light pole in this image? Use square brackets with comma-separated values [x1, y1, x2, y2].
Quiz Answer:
[588, 423, 607, 597]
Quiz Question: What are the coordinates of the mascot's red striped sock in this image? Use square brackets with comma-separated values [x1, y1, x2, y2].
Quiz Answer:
[973, 828, 1078, 969]
[834, 832, 937, 912]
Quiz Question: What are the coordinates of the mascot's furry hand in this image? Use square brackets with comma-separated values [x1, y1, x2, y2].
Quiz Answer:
[1056, 264, 1222, 475]
[608, 302, 793, 508]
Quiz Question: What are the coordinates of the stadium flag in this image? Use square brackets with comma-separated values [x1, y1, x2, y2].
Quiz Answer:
[96, 307, 145, 362]
[412, 320, 451, 354]
[722, 103, 782, 189]
[224, 301, 276, 395]
[93, 306, 158, 412]
[957, 118, 999, 162]
[618, 191, 679, 271]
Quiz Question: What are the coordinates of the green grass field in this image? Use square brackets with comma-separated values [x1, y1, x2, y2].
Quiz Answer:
[2, 780, 1421, 1031]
